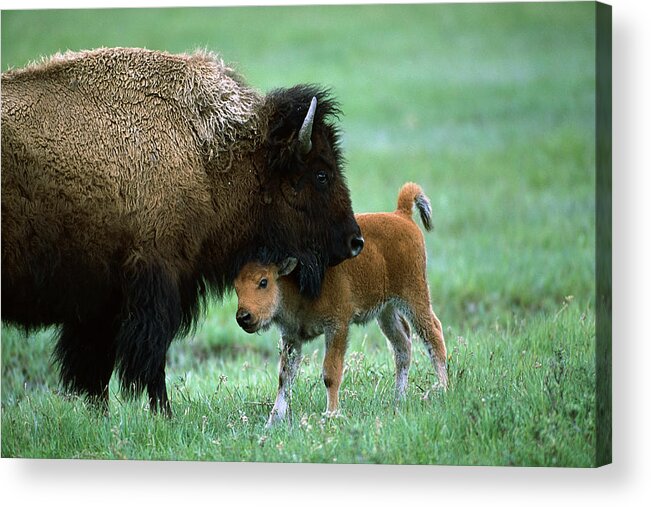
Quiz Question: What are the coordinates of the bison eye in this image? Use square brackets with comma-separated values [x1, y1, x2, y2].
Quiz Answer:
[259, 278, 268, 289]
[316, 171, 328, 186]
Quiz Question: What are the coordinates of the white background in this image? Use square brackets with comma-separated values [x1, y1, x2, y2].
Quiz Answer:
[0, 0, 649, 505]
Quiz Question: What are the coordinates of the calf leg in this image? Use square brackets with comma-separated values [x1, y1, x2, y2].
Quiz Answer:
[322, 327, 349, 415]
[267, 337, 302, 428]
[404, 299, 448, 390]
[377, 305, 412, 400]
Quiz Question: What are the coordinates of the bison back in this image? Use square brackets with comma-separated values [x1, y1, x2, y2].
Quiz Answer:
[0, 48, 257, 326]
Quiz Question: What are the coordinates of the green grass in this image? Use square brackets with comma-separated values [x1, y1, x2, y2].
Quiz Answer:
[1, 3, 598, 466]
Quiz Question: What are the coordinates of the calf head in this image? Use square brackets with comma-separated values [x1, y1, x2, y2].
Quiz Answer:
[234, 258, 298, 334]
[262, 85, 363, 298]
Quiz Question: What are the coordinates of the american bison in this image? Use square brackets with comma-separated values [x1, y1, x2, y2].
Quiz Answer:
[1, 47, 363, 414]
[233, 182, 447, 427]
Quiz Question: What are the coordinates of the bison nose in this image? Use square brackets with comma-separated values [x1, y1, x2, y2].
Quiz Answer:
[348, 234, 364, 258]
[236, 310, 252, 327]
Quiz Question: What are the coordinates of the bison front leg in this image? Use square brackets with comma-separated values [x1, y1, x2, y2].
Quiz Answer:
[54, 314, 119, 413]
[115, 261, 181, 417]
[147, 366, 172, 416]
[266, 336, 302, 428]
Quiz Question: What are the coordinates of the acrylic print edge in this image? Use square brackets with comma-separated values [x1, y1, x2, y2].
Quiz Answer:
[595, 0, 612, 468]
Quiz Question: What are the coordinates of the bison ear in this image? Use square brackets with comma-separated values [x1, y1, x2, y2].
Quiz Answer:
[277, 257, 298, 277]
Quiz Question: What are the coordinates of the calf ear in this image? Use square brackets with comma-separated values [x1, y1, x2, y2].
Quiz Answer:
[277, 257, 298, 277]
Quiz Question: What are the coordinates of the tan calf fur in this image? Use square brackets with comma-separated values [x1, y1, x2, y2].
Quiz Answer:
[234, 182, 447, 427]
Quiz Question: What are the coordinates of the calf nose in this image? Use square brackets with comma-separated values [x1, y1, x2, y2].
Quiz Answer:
[236, 310, 252, 327]
[348, 234, 364, 258]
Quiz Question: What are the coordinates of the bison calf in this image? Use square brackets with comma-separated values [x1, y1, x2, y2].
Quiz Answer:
[234, 182, 447, 427]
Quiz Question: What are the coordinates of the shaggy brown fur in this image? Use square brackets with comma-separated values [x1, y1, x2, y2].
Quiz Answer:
[1, 47, 363, 414]
[234, 182, 447, 427]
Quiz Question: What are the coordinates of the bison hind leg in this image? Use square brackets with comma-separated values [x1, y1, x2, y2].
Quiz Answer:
[54, 315, 118, 412]
[115, 261, 183, 416]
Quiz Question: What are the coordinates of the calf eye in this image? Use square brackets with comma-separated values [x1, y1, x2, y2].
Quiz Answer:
[259, 278, 268, 289]
[316, 171, 328, 186]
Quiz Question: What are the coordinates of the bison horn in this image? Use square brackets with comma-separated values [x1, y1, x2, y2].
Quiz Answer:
[298, 96, 317, 155]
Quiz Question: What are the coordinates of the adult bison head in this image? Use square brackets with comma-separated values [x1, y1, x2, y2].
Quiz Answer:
[259, 85, 363, 298]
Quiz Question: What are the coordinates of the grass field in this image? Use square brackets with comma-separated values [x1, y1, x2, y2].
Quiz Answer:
[1, 3, 599, 466]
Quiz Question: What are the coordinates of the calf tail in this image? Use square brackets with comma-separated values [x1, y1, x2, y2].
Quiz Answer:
[396, 182, 433, 231]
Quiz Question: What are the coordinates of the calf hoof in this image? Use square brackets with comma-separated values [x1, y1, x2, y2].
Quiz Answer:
[436, 363, 449, 391]
[394, 379, 409, 402]
[265, 410, 287, 429]
[323, 409, 342, 419]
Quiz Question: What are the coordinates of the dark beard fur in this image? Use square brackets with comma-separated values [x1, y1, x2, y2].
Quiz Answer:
[295, 250, 327, 299]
